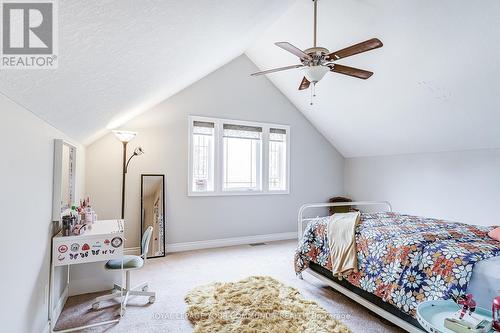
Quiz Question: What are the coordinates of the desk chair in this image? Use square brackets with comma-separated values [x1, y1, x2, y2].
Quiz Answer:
[92, 226, 156, 313]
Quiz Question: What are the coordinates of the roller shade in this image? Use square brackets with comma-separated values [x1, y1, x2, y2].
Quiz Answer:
[223, 124, 262, 140]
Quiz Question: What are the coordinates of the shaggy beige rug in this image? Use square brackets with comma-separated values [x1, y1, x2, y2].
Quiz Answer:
[185, 276, 352, 333]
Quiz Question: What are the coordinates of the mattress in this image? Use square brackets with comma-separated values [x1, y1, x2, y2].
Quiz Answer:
[467, 255, 500, 309]
[295, 212, 500, 317]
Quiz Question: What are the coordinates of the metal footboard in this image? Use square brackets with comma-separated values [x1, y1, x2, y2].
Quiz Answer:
[297, 201, 392, 240]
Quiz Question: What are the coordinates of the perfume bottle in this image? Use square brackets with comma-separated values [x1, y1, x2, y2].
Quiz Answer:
[493, 293, 500, 331]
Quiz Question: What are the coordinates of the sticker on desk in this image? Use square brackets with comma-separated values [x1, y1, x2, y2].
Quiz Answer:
[69, 253, 79, 260]
[58, 245, 68, 253]
[82, 243, 90, 251]
[104, 239, 110, 246]
[92, 249, 100, 255]
[92, 241, 102, 248]
[111, 237, 123, 248]
[58, 254, 65, 261]
[70, 243, 80, 252]
[80, 252, 89, 258]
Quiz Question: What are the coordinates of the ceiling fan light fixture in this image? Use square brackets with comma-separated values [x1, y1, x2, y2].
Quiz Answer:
[249, 0, 383, 96]
[304, 65, 330, 83]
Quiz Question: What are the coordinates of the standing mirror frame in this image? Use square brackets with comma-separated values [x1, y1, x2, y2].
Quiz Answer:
[141, 174, 166, 258]
[52, 139, 77, 223]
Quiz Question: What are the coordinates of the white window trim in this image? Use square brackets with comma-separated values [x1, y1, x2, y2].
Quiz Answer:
[188, 115, 290, 197]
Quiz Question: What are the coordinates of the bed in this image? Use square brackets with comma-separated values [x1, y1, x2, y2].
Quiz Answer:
[295, 202, 500, 333]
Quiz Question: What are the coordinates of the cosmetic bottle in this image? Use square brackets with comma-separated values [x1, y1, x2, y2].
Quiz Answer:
[85, 207, 93, 224]
[62, 215, 71, 236]
[71, 205, 79, 223]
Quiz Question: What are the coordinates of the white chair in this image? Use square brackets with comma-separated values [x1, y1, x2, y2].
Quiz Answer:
[92, 226, 156, 313]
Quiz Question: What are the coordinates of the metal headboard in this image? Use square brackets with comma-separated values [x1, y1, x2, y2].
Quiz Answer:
[297, 201, 392, 239]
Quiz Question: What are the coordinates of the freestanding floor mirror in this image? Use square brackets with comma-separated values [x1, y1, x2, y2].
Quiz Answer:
[141, 174, 166, 258]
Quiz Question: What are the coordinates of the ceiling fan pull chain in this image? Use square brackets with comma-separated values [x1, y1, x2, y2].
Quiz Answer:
[310, 83, 316, 105]
[310, 85, 313, 105]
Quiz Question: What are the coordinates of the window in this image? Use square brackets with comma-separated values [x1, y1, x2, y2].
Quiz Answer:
[188, 116, 289, 196]
[223, 124, 262, 191]
[191, 121, 214, 192]
[268, 128, 287, 191]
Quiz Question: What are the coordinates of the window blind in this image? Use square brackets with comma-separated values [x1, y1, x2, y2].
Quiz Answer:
[193, 121, 214, 135]
[223, 124, 262, 140]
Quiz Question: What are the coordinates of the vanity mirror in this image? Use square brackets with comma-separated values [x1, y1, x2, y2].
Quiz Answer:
[52, 139, 77, 222]
[141, 174, 166, 258]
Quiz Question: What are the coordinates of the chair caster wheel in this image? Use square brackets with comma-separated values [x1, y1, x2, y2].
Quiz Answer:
[92, 302, 100, 310]
[142, 286, 148, 291]
[149, 296, 156, 304]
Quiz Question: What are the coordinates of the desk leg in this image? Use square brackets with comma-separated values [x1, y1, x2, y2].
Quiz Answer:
[51, 261, 123, 332]
[48, 261, 54, 331]
[120, 253, 125, 317]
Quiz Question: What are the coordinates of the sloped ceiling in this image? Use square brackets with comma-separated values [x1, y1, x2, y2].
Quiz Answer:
[246, 0, 500, 157]
[0, 0, 294, 144]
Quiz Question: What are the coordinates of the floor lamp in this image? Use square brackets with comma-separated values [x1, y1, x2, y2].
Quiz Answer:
[113, 130, 144, 219]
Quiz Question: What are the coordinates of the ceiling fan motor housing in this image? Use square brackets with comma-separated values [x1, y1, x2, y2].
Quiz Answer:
[303, 47, 330, 66]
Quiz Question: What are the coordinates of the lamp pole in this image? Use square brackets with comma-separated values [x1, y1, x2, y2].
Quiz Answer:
[121, 141, 128, 219]
[113, 130, 143, 221]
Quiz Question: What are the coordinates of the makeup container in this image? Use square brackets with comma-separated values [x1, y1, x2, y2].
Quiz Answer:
[62, 215, 71, 236]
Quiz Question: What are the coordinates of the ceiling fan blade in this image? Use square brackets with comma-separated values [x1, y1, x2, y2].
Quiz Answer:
[250, 64, 303, 76]
[330, 64, 373, 79]
[326, 38, 383, 61]
[275, 42, 313, 60]
[298, 77, 310, 90]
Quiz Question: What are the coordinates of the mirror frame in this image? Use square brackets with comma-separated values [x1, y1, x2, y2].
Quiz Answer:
[52, 139, 77, 222]
[140, 174, 166, 258]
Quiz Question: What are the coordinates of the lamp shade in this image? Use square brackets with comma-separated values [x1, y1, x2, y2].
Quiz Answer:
[134, 147, 144, 155]
[113, 130, 137, 143]
[304, 65, 330, 83]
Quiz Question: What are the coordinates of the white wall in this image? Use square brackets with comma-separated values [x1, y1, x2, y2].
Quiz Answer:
[0, 94, 85, 333]
[345, 149, 500, 225]
[86, 55, 344, 249]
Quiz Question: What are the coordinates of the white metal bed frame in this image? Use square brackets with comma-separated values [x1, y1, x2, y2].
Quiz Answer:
[297, 201, 425, 333]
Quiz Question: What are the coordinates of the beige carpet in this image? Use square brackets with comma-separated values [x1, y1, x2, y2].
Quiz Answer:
[56, 240, 403, 332]
[185, 276, 352, 333]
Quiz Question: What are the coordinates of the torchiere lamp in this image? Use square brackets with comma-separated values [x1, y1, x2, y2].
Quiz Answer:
[112, 130, 144, 219]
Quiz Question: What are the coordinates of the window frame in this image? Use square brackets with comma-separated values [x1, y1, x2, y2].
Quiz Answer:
[188, 116, 290, 196]
[268, 128, 288, 192]
[191, 120, 215, 192]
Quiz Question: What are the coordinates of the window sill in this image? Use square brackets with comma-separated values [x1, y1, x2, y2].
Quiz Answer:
[187, 190, 289, 197]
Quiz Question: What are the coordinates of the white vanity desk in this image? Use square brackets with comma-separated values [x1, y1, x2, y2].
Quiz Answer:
[49, 219, 125, 332]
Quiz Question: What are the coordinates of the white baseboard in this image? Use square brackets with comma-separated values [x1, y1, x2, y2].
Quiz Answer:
[124, 232, 297, 255]
[166, 232, 297, 253]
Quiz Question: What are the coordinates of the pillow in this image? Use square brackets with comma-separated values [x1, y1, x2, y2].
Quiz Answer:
[489, 227, 500, 241]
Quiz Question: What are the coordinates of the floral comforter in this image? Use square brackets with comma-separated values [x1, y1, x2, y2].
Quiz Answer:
[295, 212, 500, 316]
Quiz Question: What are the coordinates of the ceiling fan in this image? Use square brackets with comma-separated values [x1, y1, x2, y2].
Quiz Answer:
[251, 0, 383, 100]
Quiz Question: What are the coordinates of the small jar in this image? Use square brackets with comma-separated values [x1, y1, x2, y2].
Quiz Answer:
[62, 216, 71, 236]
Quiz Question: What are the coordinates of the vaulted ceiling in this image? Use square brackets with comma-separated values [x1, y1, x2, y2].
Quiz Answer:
[247, 0, 500, 157]
[2, 0, 500, 157]
[0, 0, 294, 144]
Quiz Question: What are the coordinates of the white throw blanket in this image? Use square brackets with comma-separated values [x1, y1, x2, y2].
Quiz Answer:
[327, 212, 361, 277]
